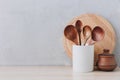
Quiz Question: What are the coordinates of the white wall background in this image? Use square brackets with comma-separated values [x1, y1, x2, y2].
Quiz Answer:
[0, 0, 120, 66]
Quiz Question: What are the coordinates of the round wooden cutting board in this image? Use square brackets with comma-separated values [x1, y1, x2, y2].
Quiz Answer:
[63, 14, 116, 66]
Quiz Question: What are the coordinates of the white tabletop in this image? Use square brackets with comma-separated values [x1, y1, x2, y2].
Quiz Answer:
[0, 66, 119, 80]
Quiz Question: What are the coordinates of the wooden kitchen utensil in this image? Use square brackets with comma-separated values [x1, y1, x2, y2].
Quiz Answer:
[97, 49, 117, 71]
[63, 14, 116, 66]
[83, 25, 92, 45]
[75, 20, 82, 45]
[86, 26, 105, 45]
[64, 25, 79, 45]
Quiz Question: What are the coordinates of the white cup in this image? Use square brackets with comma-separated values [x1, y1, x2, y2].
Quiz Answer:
[72, 45, 94, 72]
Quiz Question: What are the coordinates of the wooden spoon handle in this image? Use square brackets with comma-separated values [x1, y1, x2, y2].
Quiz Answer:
[84, 36, 91, 45]
[89, 41, 95, 45]
[78, 32, 81, 45]
[85, 38, 95, 46]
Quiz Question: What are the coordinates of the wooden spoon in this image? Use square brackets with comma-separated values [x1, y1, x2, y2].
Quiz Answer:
[86, 26, 105, 45]
[83, 25, 92, 45]
[64, 25, 78, 45]
[75, 20, 82, 45]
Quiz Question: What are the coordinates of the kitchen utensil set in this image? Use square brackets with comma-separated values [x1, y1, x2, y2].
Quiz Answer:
[64, 20, 105, 46]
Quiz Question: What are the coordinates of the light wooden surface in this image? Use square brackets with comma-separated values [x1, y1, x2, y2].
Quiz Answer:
[63, 14, 116, 65]
[0, 66, 119, 80]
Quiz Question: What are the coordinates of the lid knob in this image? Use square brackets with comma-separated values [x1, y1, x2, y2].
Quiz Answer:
[103, 49, 110, 53]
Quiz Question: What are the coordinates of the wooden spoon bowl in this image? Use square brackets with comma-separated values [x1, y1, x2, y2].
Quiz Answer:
[92, 26, 105, 41]
[64, 25, 78, 45]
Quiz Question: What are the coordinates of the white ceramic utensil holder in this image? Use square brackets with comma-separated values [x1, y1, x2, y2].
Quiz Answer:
[72, 45, 94, 72]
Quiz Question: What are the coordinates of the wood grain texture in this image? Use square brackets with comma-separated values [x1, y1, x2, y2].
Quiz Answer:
[63, 14, 116, 66]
